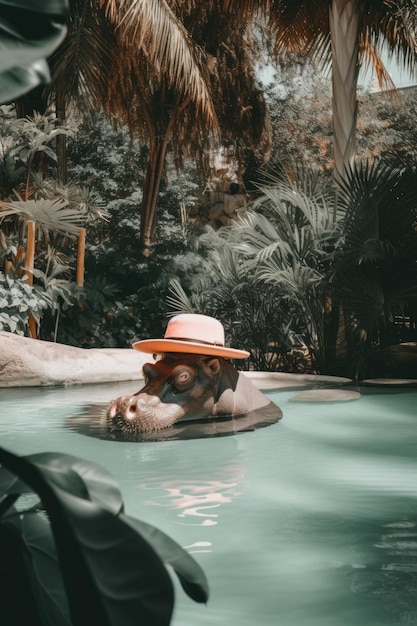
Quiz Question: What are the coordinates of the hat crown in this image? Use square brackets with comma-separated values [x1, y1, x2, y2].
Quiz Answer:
[164, 314, 225, 347]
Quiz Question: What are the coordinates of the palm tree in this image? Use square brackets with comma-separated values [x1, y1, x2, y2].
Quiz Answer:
[46, 0, 217, 195]
[12, 0, 217, 246]
[101, 1, 269, 252]
[49, 0, 226, 253]
[21, 1, 269, 253]
[225, 0, 417, 180]
[229, 171, 342, 372]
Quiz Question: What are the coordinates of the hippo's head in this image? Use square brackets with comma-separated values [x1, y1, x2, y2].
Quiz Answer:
[106, 353, 269, 435]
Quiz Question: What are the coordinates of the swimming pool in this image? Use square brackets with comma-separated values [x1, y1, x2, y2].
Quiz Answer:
[1, 380, 416, 626]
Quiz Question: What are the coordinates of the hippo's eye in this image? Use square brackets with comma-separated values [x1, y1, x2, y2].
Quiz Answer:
[171, 366, 196, 393]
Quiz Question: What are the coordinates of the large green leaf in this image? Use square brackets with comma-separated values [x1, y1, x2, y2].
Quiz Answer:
[25, 452, 125, 515]
[122, 515, 210, 604]
[0, 60, 51, 104]
[0, 0, 68, 103]
[0, 451, 124, 515]
[22, 513, 72, 626]
[0, 518, 45, 626]
[0, 447, 175, 626]
[0, 466, 31, 498]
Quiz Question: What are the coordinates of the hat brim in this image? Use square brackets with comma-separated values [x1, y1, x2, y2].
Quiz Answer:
[132, 339, 250, 359]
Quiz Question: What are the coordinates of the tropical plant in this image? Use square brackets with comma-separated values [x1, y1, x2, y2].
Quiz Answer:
[54, 275, 141, 348]
[0, 445, 209, 626]
[0, 109, 72, 199]
[0, 198, 84, 237]
[0, 194, 84, 338]
[166, 221, 310, 372]
[226, 171, 343, 372]
[30, 261, 78, 341]
[0, 271, 52, 335]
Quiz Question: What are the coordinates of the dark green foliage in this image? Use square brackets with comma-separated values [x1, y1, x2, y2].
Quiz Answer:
[333, 160, 417, 379]
[0, 446, 209, 626]
[67, 112, 148, 206]
[0, 271, 52, 334]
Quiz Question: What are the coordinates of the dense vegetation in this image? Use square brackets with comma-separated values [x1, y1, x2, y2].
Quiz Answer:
[1, 79, 417, 379]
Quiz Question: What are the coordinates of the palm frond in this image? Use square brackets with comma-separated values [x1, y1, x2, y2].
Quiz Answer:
[49, 0, 115, 109]
[102, 0, 216, 122]
[166, 278, 196, 315]
[0, 198, 85, 236]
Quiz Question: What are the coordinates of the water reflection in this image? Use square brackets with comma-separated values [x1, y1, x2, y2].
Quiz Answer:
[148, 464, 245, 522]
[137, 449, 247, 553]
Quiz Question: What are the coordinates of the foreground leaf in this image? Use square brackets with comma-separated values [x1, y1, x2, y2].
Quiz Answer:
[0, 0, 68, 103]
[122, 515, 210, 604]
[0, 447, 174, 626]
[25, 452, 124, 515]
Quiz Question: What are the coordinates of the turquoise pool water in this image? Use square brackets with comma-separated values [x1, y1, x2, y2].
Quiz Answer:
[1, 381, 416, 626]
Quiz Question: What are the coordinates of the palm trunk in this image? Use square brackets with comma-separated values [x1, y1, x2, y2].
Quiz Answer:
[329, 0, 360, 180]
[139, 97, 191, 253]
[140, 140, 168, 254]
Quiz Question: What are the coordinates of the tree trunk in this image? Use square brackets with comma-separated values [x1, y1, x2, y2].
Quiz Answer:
[139, 97, 191, 254]
[139, 140, 169, 254]
[329, 0, 360, 180]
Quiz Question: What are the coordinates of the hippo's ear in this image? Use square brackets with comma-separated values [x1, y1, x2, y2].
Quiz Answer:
[206, 358, 221, 375]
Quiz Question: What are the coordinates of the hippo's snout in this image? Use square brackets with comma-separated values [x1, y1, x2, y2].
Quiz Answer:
[107, 396, 135, 421]
[124, 398, 138, 421]
[108, 395, 157, 421]
[106, 393, 182, 434]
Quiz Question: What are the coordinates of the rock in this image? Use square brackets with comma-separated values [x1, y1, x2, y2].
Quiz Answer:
[0, 331, 148, 387]
[361, 378, 417, 387]
[288, 389, 361, 403]
[245, 371, 353, 390]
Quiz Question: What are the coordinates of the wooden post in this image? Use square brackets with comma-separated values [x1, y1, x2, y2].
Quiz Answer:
[76, 228, 86, 287]
[25, 220, 35, 285]
[26, 220, 37, 338]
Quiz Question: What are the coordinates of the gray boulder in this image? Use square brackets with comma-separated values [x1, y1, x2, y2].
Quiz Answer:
[0, 331, 147, 388]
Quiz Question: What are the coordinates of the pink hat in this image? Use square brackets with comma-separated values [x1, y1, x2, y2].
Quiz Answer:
[132, 314, 250, 359]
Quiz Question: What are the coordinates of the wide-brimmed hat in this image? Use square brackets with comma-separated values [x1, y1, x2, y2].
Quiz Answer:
[132, 313, 250, 359]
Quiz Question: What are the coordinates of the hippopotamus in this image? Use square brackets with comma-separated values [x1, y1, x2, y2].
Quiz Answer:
[106, 353, 282, 435]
